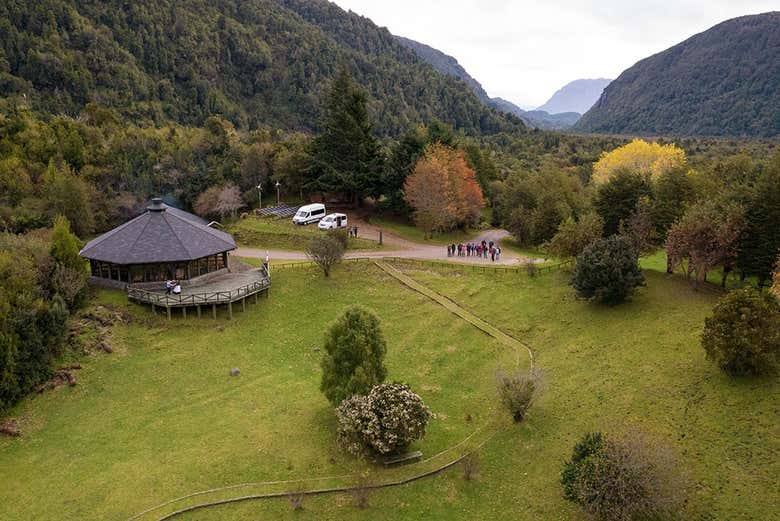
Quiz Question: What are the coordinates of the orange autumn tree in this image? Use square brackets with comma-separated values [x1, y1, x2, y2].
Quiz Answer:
[404, 143, 485, 236]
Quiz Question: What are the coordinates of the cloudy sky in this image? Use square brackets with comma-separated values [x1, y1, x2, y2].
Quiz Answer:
[331, 0, 777, 109]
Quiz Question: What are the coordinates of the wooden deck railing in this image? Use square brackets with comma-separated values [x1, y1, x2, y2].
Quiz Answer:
[127, 270, 270, 307]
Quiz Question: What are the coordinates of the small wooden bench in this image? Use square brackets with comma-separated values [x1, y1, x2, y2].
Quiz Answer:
[383, 450, 422, 467]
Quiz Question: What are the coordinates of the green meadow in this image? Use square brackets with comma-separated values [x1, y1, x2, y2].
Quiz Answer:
[0, 263, 776, 520]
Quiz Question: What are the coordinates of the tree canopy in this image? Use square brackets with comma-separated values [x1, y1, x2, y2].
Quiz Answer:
[320, 307, 387, 405]
[591, 139, 689, 185]
[404, 143, 484, 236]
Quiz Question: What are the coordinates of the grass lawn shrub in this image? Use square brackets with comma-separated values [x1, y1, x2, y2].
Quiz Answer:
[561, 430, 688, 521]
[496, 368, 543, 422]
[701, 287, 780, 376]
[335, 382, 431, 456]
[320, 307, 387, 405]
[571, 236, 645, 305]
[327, 227, 350, 250]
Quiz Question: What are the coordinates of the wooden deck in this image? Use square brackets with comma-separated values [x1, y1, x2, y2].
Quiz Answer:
[127, 267, 270, 319]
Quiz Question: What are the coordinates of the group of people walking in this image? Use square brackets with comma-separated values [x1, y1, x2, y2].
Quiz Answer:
[447, 240, 502, 262]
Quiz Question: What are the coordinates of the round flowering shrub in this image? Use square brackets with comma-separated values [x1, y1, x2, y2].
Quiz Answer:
[336, 383, 432, 456]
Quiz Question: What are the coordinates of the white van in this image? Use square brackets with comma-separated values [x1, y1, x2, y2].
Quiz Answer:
[292, 203, 326, 225]
[318, 213, 348, 230]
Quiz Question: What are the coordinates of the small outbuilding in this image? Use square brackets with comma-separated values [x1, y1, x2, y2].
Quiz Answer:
[80, 198, 236, 287]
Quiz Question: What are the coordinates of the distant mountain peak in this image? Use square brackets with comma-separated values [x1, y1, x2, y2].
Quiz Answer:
[536, 79, 612, 115]
[394, 35, 581, 130]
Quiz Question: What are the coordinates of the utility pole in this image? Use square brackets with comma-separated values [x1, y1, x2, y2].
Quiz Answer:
[256, 184, 262, 210]
[276, 181, 281, 205]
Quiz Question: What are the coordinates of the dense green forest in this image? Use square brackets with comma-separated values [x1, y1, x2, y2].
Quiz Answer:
[0, 0, 522, 135]
[576, 12, 780, 138]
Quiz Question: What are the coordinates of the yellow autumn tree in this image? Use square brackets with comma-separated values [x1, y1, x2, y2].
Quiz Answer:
[772, 254, 780, 301]
[592, 139, 688, 184]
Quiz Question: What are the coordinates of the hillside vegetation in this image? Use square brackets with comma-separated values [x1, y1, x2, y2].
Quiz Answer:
[0, 0, 521, 135]
[576, 12, 780, 137]
[394, 35, 574, 130]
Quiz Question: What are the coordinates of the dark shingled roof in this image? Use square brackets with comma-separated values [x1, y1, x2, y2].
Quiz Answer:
[80, 199, 236, 264]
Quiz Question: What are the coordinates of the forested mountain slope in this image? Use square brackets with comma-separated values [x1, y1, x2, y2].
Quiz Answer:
[394, 35, 493, 105]
[0, 0, 522, 135]
[576, 12, 780, 137]
[394, 35, 580, 130]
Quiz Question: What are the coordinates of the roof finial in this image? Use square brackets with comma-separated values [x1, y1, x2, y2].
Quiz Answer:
[147, 198, 166, 212]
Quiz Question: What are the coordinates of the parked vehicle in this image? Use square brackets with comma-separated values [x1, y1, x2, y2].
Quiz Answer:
[318, 213, 348, 230]
[292, 203, 326, 225]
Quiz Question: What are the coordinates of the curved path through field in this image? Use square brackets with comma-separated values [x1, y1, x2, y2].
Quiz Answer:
[235, 221, 543, 265]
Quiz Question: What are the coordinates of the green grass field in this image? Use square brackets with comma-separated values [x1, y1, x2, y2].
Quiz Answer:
[228, 216, 382, 251]
[1, 263, 777, 520]
[0, 265, 515, 520]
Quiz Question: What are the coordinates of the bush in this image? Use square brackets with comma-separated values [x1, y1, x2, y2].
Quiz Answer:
[335, 383, 432, 456]
[496, 368, 543, 422]
[462, 452, 479, 481]
[305, 234, 345, 277]
[701, 287, 780, 376]
[320, 307, 387, 405]
[560, 432, 605, 501]
[327, 227, 350, 250]
[561, 430, 688, 521]
[547, 212, 603, 258]
[50, 215, 88, 309]
[570, 236, 645, 305]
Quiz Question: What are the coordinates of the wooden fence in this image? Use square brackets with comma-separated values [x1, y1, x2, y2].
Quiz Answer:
[268, 256, 573, 275]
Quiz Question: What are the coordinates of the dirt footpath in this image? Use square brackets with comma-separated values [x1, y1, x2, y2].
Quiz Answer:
[234, 220, 543, 265]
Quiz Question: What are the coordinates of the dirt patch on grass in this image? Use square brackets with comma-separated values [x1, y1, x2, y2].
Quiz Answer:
[34, 367, 78, 393]
[69, 304, 130, 355]
[0, 418, 21, 437]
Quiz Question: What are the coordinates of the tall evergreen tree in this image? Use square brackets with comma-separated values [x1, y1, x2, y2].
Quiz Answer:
[738, 156, 780, 285]
[652, 167, 695, 238]
[310, 70, 382, 203]
[594, 170, 652, 236]
[383, 125, 428, 213]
